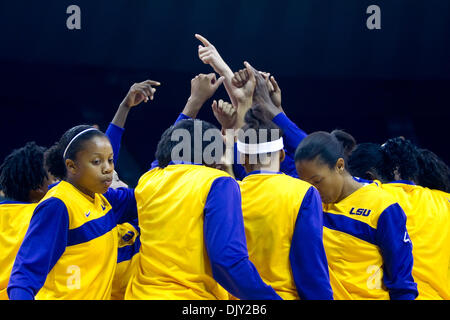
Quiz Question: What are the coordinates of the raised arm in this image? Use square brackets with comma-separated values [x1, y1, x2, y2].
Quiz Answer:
[209, 64, 256, 181]
[150, 73, 224, 170]
[181, 73, 224, 119]
[107, 79, 160, 165]
[252, 71, 306, 178]
[195, 34, 238, 108]
[112, 80, 161, 128]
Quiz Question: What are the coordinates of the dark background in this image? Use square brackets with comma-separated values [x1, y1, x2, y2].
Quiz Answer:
[0, 0, 449, 187]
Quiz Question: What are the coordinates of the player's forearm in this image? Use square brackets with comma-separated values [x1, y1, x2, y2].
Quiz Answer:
[181, 96, 204, 119]
[233, 101, 252, 130]
[217, 65, 240, 109]
[105, 123, 125, 166]
[111, 103, 131, 129]
[272, 112, 307, 157]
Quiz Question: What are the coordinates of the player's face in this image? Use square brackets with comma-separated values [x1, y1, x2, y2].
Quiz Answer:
[69, 136, 114, 197]
[296, 157, 345, 204]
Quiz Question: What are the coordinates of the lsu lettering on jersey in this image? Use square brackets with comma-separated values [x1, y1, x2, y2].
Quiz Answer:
[8, 181, 137, 300]
[376, 181, 450, 299]
[125, 163, 281, 300]
[323, 182, 418, 300]
[0, 201, 37, 300]
[239, 171, 332, 300]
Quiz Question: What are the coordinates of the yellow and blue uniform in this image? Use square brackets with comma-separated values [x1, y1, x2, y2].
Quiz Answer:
[373, 180, 450, 299]
[125, 161, 281, 300]
[111, 219, 140, 300]
[105, 122, 142, 300]
[5, 122, 132, 300]
[239, 171, 332, 299]
[7, 180, 137, 300]
[323, 182, 418, 300]
[0, 201, 37, 300]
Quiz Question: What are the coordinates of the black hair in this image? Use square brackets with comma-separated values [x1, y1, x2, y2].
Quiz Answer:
[294, 129, 356, 168]
[348, 143, 384, 181]
[416, 148, 450, 192]
[0, 142, 47, 202]
[239, 106, 284, 144]
[379, 137, 420, 183]
[45, 125, 106, 180]
[155, 119, 223, 168]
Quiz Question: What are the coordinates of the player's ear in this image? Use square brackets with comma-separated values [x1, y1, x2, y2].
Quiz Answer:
[279, 149, 285, 163]
[65, 159, 77, 175]
[335, 158, 345, 174]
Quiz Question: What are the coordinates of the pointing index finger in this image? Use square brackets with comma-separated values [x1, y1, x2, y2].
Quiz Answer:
[195, 34, 211, 47]
[144, 80, 161, 86]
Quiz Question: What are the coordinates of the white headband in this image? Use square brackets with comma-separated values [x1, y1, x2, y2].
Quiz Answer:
[63, 128, 99, 159]
[237, 137, 284, 155]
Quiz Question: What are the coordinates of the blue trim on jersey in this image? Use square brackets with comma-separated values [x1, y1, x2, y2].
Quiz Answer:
[0, 200, 30, 205]
[352, 176, 373, 184]
[8, 287, 34, 300]
[272, 112, 307, 160]
[246, 170, 283, 176]
[375, 203, 418, 300]
[280, 152, 299, 179]
[117, 236, 141, 263]
[387, 180, 416, 186]
[232, 143, 248, 181]
[67, 209, 117, 246]
[105, 122, 124, 167]
[290, 187, 333, 300]
[168, 160, 203, 166]
[272, 112, 307, 179]
[175, 113, 191, 123]
[103, 187, 137, 225]
[323, 211, 377, 245]
[204, 176, 282, 300]
[48, 181, 60, 190]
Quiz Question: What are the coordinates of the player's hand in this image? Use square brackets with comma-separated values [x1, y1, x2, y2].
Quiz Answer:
[120, 80, 161, 108]
[195, 34, 230, 76]
[231, 61, 257, 108]
[252, 70, 282, 118]
[212, 99, 237, 130]
[190, 73, 225, 105]
[259, 72, 282, 110]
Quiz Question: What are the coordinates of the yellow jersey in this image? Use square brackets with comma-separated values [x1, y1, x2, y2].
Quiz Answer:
[0, 201, 37, 300]
[7, 181, 137, 299]
[376, 181, 450, 299]
[239, 170, 333, 300]
[323, 182, 417, 300]
[125, 162, 280, 300]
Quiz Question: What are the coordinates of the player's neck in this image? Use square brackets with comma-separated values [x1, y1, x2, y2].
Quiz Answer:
[252, 159, 280, 173]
